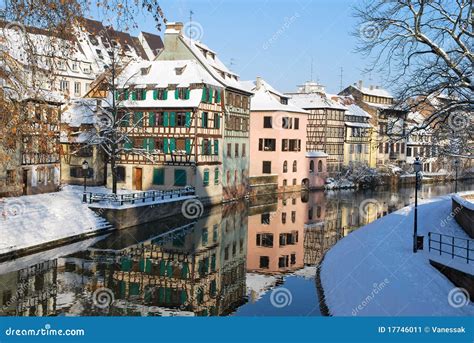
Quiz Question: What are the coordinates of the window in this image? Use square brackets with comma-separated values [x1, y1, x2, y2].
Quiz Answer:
[174, 169, 187, 186]
[214, 113, 220, 129]
[201, 112, 208, 128]
[203, 169, 209, 187]
[214, 168, 219, 185]
[292, 178, 297, 186]
[281, 139, 288, 151]
[227, 143, 232, 157]
[6, 170, 15, 185]
[202, 139, 212, 155]
[290, 254, 296, 265]
[262, 161, 271, 174]
[261, 213, 270, 224]
[294, 118, 299, 129]
[153, 88, 168, 100]
[74, 82, 81, 96]
[176, 87, 190, 100]
[116, 166, 126, 182]
[407, 147, 412, 157]
[235, 143, 239, 157]
[256, 233, 274, 247]
[263, 116, 272, 128]
[289, 139, 300, 151]
[259, 256, 270, 269]
[278, 256, 289, 268]
[59, 80, 69, 92]
[176, 112, 186, 127]
[153, 168, 165, 185]
[282, 117, 292, 129]
[259, 138, 276, 151]
[316, 206, 322, 218]
[283, 179, 287, 187]
[309, 160, 314, 173]
[292, 160, 297, 172]
[318, 160, 323, 172]
[283, 161, 288, 173]
[242, 143, 246, 157]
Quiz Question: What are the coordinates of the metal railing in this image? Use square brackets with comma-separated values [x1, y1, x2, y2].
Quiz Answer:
[428, 232, 473, 264]
[86, 186, 195, 205]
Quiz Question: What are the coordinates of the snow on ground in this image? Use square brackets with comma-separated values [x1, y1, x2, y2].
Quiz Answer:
[321, 191, 474, 316]
[246, 273, 278, 302]
[0, 186, 112, 255]
[325, 178, 355, 190]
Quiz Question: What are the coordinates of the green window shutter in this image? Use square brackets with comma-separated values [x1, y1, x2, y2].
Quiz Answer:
[181, 262, 189, 279]
[131, 90, 137, 100]
[210, 280, 216, 296]
[216, 89, 221, 103]
[185, 88, 190, 99]
[214, 140, 219, 155]
[121, 257, 132, 271]
[159, 260, 166, 276]
[129, 283, 140, 296]
[211, 254, 216, 271]
[120, 113, 129, 127]
[142, 138, 148, 150]
[148, 112, 156, 126]
[215, 113, 220, 129]
[201, 140, 205, 155]
[201, 87, 207, 102]
[181, 290, 188, 304]
[165, 288, 171, 303]
[115, 90, 120, 101]
[153, 168, 164, 185]
[214, 168, 219, 185]
[169, 138, 176, 153]
[203, 169, 209, 186]
[158, 287, 164, 302]
[170, 112, 176, 127]
[148, 138, 155, 152]
[174, 169, 186, 186]
[124, 139, 132, 150]
[185, 138, 191, 155]
[174, 88, 179, 99]
[124, 89, 129, 100]
[201, 112, 207, 128]
[142, 89, 147, 100]
[163, 138, 169, 154]
[153, 89, 158, 100]
[119, 281, 126, 297]
[208, 88, 213, 103]
[166, 262, 173, 277]
[134, 111, 143, 127]
[163, 89, 168, 100]
[163, 112, 169, 127]
[185, 112, 191, 128]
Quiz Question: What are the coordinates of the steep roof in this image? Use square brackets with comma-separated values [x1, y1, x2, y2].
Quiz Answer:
[288, 92, 347, 110]
[140, 31, 164, 53]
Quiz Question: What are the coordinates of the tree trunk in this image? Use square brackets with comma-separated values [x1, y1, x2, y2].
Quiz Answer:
[111, 143, 117, 194]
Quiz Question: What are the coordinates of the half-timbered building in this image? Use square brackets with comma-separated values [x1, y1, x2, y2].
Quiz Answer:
[156, 22, 253, 201]
[112, 60, 225, 204]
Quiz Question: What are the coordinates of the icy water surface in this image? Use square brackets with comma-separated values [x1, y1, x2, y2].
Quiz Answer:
[0, 180, 472, 316]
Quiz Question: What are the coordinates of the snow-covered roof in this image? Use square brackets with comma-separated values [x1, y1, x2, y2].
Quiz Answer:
[119, 60, 222, 89]
[243, 78, 308, 114]
[61, 99, 96, 127]
[288, 92, 347, 110]
[306, 151, 328, 158]
[345, 104, 371, 118]
[345, 121, 372, 128]
[351, 84, 393, 98]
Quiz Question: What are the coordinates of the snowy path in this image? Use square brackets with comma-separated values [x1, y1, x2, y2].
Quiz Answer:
[0, 186, 112, 255]
[321, 192, 474, 316]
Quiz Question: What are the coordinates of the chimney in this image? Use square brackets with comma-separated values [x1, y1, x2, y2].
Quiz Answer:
[357, 80, 363, 89]
[369, 85, 374, 90]
[256, 76, 262, 90]
[165, 22, 184, 34]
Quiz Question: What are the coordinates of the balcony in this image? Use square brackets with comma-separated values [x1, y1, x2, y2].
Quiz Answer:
[22, 152, 60, 165]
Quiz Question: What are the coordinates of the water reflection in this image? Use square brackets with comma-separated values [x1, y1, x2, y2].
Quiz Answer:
[0, 181, 472, 316]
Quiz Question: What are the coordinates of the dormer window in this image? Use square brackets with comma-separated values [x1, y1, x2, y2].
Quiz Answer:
[141, 66, 151, 75]
[281, 98, 288, 105]
[175, 65, 187, 75]
[71, 61, 79, 72]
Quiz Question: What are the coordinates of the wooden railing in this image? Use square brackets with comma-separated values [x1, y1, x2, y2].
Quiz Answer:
[86, 186, 195, 205]
[428, 232, 473, 264]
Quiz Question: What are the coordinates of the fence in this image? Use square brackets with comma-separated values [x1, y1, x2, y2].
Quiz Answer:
[428, 232, 473, 264]
[86, 186, 195, 206]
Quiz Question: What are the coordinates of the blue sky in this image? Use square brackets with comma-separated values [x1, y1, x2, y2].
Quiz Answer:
[104, 0, 384, 93]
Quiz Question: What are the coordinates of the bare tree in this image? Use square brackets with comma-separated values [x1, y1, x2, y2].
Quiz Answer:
[354, 0, 473, 139]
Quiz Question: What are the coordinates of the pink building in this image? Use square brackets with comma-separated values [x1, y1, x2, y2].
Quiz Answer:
[244, 77, 327, 194]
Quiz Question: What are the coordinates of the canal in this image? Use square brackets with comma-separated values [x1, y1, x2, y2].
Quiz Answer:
[0, 180, 472, 316]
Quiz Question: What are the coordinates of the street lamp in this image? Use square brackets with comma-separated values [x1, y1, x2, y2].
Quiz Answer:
[82, 160, 89, 203]
[413, 157, 422, 253]
[454, 159, 460, 193]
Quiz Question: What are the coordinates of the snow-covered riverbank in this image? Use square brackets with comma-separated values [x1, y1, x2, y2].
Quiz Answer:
[0, 186, 112, 257]
[320, 191, 474, 316]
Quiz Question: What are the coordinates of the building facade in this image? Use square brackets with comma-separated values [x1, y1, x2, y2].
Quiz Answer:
[156, 22, 252, 201]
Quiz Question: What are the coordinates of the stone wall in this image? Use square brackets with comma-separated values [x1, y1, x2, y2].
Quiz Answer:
[452, 195, 474, 238]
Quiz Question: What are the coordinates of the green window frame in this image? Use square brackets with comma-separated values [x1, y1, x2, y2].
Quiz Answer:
[214, 167, 219, 185]
[153, 168, 165, 185]
[124, 89, 129, 100]
[141, 89, 147, 100]
[148, 112, 156, 126]
[216, 89, 221, 103]
[185, 138, 192, 155]
[163, 89, 168, 100]
[169, 111, 176, 127]
[213, 139, 219, 155]
[174, 88, 179, 99]
[163, 138, 169, 154]
[185, 88, 190, 99]
[134, 111, 143, 127]
[124, 139, 133, 150]
[131, 90, 137, 101]
[201, 112, 208, 128]
[202, 228, 208, 245]
[169, 138, 176, 153]
[214, 113, 220, 129]
[185, 112, 191, 128]
[174, 169, 187, 186]
[153, 89, 158, 100]
[129, 283, 140, 296]
[203, 169, 209, 187]
[208, 88, 213, 103]
[120, 113, 129, 127]
[201, 87, 208, 102]
[163, 112, 169, 127]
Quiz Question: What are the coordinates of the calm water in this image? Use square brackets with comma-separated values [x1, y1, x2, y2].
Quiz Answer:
[0, 180, 472, 317]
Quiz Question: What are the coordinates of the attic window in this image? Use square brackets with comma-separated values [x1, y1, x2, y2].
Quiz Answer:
[141, 66, 151, 75]
[281, 98, 288, 105]
[175, 65, 187, 75]
[89, 35, 99, 46]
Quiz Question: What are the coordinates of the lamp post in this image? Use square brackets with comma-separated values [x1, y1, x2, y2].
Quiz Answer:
[413, 157, 422, 253]
[82, 160, 89, 203]
[454, 159, 460, 193]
